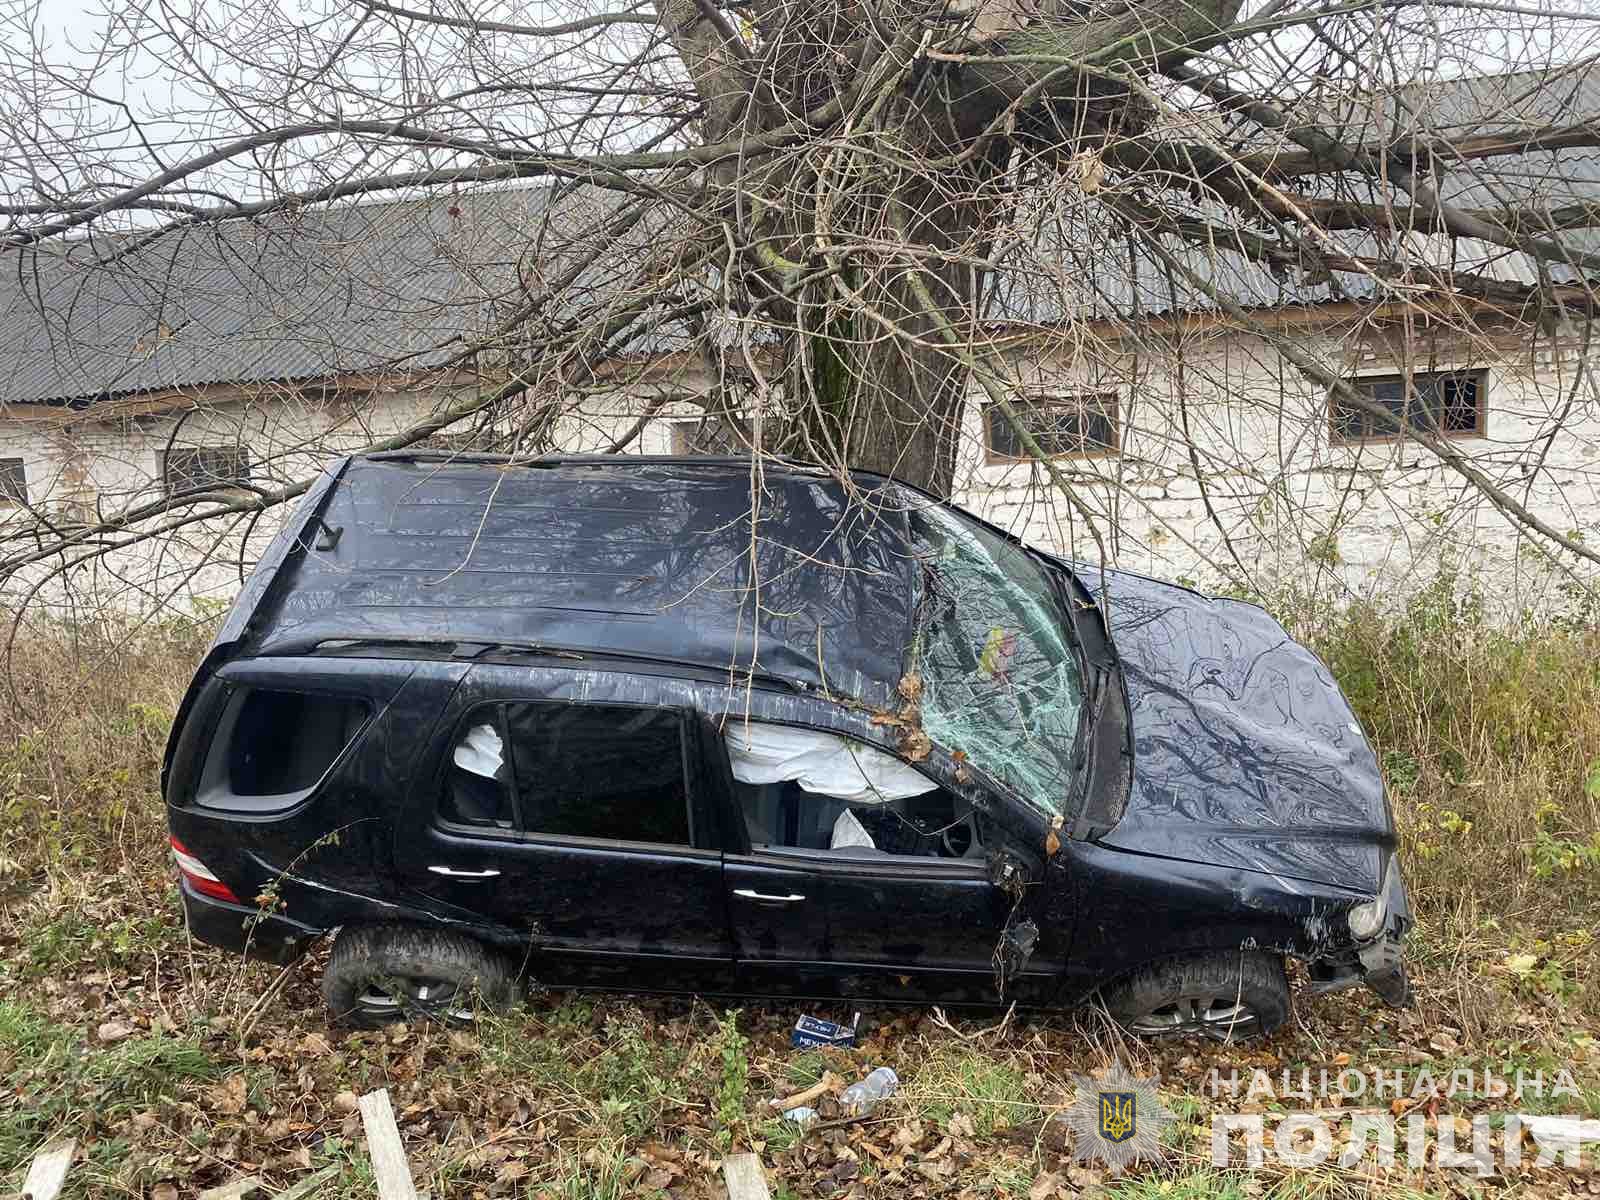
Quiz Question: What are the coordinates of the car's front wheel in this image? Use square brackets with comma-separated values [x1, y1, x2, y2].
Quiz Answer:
[322, 924, 519, 1028]
[1100, 950, 1289, 1042]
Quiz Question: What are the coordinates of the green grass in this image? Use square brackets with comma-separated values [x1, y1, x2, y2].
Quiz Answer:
[906, 1045, 1035, 1136]
[0, 999, 218, 1179]
[1103, 1171, 1254, 1200]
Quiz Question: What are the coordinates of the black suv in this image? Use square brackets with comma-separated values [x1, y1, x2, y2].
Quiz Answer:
[164, 454, 1410, 1038]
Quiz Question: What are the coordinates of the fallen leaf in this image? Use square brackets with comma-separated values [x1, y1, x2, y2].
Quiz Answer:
[212, 1073, 248, 1116]
[300, 1033, 334, 1057]
[1029, 1172, 1061, 1200]
[1066, 1164, 1103, 1188]
[152, 1182, 179, 1200]
[332, 1091, 361, 1114]
[899, 728, 932, 761]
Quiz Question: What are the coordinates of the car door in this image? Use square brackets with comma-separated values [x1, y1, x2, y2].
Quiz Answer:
[396, 674, 732, 989]
[705, 719, 1019, 1001]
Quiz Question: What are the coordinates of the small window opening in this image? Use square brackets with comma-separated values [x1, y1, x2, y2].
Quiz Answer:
[165, 444, 252, 495]
[669, 416, 751, 456]
[442, 719, 514, 828]
[0, 459, 27, 505]
[984, 394, 1119, 461]
[1330, 370, 1486, 443]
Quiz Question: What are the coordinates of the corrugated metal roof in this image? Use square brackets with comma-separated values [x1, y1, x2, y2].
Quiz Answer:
[994, 62, 1600, 323]
[0, 183, 687, 406]
[4, 66, 1599, 406]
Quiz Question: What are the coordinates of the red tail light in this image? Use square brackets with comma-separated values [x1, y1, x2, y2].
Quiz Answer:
[170, 837, 241, 904]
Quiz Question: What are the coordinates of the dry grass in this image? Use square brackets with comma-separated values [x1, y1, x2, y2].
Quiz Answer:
[1288, 581, 1600, 1028]
[0, 609, 211, 878]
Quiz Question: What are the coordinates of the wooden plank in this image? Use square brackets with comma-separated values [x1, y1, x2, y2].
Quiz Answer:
[21, 1140, 75, 1200]
[358, 1089, 420, 1200]
[721, 1153, 772, 1200]
[272, 1164, 341, 1200]
[197, 1174, 263, 1200]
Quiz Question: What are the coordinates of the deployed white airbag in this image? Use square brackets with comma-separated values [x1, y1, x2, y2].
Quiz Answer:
[830, 808, 876, 850]
[453, 722, 504, 779]
[726, 721, 935, 803]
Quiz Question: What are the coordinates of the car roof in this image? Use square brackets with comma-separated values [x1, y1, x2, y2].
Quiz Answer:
[241, 454, 928, 704]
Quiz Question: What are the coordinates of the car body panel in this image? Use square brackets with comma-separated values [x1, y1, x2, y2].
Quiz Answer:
[1071, 564, 1390, 892]
[237, 455, 920, 708]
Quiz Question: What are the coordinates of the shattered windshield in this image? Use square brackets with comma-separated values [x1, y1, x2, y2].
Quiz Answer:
[908, 503, 1084, 818]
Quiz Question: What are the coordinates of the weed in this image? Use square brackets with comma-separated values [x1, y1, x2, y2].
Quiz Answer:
[715, 1009, 750, 1131]
[1103, 1171, 1252, 1200]
[785, 1048, 829, 1089]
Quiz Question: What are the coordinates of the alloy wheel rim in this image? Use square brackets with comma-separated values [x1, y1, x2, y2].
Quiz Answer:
[355, 975, 476, 1024]
[1126, 994, 1260, 1038]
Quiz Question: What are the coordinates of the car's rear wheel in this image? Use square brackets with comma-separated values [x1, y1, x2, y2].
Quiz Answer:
[322, 924, 518, 1028]
[1100, 951, 1289, 1042]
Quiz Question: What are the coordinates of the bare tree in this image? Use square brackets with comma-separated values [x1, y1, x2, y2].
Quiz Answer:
[1, 0, 1599, 610]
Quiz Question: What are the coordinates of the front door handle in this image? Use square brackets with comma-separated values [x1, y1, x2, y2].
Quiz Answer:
[428, 866, 501, 879]
[733, 888, 805, 903]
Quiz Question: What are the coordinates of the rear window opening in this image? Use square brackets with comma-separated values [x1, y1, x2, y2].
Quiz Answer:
[197, 687, 370, 810]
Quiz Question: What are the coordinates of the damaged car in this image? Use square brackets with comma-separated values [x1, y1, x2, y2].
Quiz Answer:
[163, 453, 1411, 1039]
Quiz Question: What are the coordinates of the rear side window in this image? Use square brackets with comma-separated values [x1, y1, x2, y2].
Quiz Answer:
[438, 702, 691, 846]
[198, 687, 370, 809]
[507, 703, 690, 844]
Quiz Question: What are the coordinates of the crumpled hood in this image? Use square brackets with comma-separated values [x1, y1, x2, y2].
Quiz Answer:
[1084, 568, 1390, 892]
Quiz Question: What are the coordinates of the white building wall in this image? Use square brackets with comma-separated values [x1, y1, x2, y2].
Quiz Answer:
[1, 324, 1596, 620]
[949, 324, 1600, 612]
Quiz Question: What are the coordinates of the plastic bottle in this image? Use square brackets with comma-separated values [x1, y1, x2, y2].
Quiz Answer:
[782, 1105, 819, 1128]
[840, 1066, 899, 1115]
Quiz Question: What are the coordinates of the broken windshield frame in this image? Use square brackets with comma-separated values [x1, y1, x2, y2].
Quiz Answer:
[906, 502, 1087, 823]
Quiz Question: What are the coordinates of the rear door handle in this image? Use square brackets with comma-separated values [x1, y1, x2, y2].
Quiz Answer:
[428, 866, 501, 879]
[733, 888, 805, 903]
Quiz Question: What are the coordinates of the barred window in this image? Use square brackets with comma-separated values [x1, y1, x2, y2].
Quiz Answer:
[0, 458, 26, 505]
[1331, 370, 1486, 443]
[164, 445, 252, 495]
[984, 394, 1119, 461]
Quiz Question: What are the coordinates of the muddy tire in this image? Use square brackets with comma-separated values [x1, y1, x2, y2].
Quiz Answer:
[321, 924, 518, 1028]
[1100, 950, 1289, 1042]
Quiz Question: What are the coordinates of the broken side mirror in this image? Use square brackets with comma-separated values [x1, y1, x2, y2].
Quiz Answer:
[985, 845, 1043, 997]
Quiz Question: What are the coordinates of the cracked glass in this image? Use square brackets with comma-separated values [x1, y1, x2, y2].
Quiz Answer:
[909, 502, 1084, 817]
